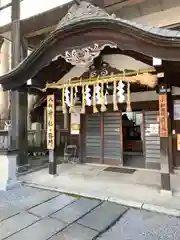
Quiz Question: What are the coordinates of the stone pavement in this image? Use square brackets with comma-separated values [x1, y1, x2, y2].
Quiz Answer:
[20, 163, 180, 216]
[1, 186, 180, 240]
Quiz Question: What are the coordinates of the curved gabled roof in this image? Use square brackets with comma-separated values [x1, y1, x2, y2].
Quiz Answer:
[56, 1, 180, 39]
[1, 1, 180, 90]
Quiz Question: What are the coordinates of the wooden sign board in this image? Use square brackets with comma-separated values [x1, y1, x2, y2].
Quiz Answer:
[174, 100, 180, 120]
[71, 106, 81, 135]
[177, 134, 180, 151]
[145, 124, 159, 136]
[159, 94, 168, 137]
[47, 95, 55, 149]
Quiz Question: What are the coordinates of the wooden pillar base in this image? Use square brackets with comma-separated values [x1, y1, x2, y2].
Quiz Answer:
[49, 150, 57, 175]
[161, 173, 171, 191]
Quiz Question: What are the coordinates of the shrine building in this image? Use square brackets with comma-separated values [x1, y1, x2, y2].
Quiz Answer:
[1, 1, 180, 191]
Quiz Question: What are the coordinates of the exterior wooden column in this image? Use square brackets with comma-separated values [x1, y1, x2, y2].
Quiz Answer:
[0, 39, 10, 121]
[120, 110, 123, 166]
[10, 0, 28, 166]
[47, 94, 57, 175]
[158, 82, 172, 191]
[100, 112, 104, 164]
[79, 114, 84, 163]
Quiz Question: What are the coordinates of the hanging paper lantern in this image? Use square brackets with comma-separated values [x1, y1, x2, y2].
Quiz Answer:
[117, 80, 125, 103]
[65, 87, 70, 107]
[85, 85, 92, 106]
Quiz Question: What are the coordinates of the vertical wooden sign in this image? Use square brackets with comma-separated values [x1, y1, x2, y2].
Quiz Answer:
[177, 134, 180, 151]
[47, 95, 55, 149]
[159, 94, 168, 137]
[71, 106, 81, 135]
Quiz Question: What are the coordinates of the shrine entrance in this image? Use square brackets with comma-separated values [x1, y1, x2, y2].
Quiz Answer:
[1, 1, 179, 192]
[122, 111, 145, 169]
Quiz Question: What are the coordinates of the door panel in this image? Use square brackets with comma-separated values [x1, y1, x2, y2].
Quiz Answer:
[104, 112, 122, 165]
[86, 113, 101, 163]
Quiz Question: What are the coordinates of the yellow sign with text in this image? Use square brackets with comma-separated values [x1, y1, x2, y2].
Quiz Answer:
[47, 95, 55, 149]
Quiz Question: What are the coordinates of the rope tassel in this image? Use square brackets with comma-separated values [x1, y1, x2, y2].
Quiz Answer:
[93, 84, 98, 113]
[100, 82, 107, 112]
[113, 80, 118, 111]
[126, 82, 132, 112]
[81, 85, 86, 114]
[69, 86, 74, 113]
[62, 87, 67, 114]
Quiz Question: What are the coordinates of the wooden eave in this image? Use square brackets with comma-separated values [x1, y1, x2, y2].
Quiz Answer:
[1, 2, 180, 90]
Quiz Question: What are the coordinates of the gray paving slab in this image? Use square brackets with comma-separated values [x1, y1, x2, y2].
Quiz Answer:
[50, 223, 98, 240]
[0, 186, 43, 204]
[0, 212, 39, 240]
[0, 186, 59, 211]
[51, 197, 101, 224]
[11, 189, 59, 210]
[28, 194, 77, 217]
[97, 208, 180, 240]
[77, 201, 128, 232]
[0, 203, 20, 222]
[6, 217, 67, 240]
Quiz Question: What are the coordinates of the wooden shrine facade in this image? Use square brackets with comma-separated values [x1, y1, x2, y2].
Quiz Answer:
[2, 1, 180, 191]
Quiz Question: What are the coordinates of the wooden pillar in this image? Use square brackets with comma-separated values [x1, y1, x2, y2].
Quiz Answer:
[0, 38, 10, 120]
[100, 112, 104, 164]
[158, 81, 172, 192]
[10, 0, 28, 166]
[47, 94, 57, 175]
[79, 114, 84, 163]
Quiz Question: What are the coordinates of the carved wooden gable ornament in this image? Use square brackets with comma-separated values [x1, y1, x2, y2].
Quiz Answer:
[56, 1, 115, 30]
[57, 1, 117, 66]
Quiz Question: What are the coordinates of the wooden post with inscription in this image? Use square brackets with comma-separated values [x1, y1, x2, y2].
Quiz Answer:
[159, 83, 171, 192]
[47, 94, 57, 175]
